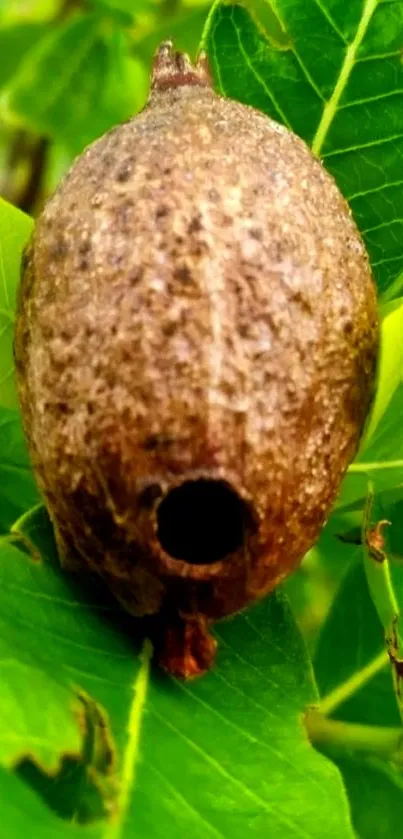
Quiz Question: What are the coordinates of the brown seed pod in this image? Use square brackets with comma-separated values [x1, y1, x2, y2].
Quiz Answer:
[14, 43, 379, 678]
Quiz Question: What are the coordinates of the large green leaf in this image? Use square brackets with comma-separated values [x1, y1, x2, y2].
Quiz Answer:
[0, 13, 148, 155]
[0, 506, 354, 838]
[204, 1, 403, 297]
[0, 197, 33, 409]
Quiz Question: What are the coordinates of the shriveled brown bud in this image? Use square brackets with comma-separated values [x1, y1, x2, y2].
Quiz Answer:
[14, 43, 378, 678]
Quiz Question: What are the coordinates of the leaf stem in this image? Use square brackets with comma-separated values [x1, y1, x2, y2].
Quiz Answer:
[316, 649, 388, 717]
[199, 0, 222, 53]
[103, 639, 152, 839]
[311, 0, 379, 155]
[305, 710, 403, 765]
[348, 460, 403, 472]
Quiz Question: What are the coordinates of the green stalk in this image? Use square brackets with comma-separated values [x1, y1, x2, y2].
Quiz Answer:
[305, 710, 403, 766]
[316, 649, 388, 717]
[362, 485, 403, 722]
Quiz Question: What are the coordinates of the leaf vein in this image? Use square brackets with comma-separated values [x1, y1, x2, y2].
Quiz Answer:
[289, 49, 325, 103]
[148, 705, 313, 839]
[311, 0, 380, 155]
[348, 179, 403, 201]
[174, 673, 327, 798]
[102, 639, 152, 839]
[340, 88, 403, 109]
[372, 254, 403, 268]
[322, 132, 403, 158]
[214, 631, 298, 706]
[230, 7, 293, 129]
[310, 0, 348, 43]
[145, 762, 226, 839]
[362, 218, 403, 235]
[356, 49, 402, 62]
[7, 612, 128, 659]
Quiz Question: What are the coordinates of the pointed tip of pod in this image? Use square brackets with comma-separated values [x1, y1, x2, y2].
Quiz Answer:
[151, 41, 212, 93]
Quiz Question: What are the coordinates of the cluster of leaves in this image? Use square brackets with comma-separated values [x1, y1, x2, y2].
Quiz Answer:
[1, 0, 403, 837]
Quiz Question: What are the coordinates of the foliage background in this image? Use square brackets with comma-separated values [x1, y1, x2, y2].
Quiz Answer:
[0, 0, 211, 215]
[1, 0, 403, 837]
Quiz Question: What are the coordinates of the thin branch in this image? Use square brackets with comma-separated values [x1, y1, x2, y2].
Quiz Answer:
[305, 709, 403, 765]
[315, 649, 389, 717]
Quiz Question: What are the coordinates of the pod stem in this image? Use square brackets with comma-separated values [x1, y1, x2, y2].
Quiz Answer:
[151, 41, 212, 92]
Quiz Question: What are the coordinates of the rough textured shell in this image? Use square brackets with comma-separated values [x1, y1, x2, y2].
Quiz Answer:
[14, 70, 379, 622]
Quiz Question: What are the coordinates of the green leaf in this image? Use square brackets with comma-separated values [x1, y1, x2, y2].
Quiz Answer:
[0, 197, 33, 409]
[337, 384, 403, 510]
[334, 297, 403, 510]
[333, 755, 403, 839]
[0, 23, 50, 89]
[0, 659, 83, 773]
[314, 539, 403, 838]
[0, 506, 354, 837]
[0, 520, 83, 776]
[285, 515, 362, 651]
[1, 14, 148, 155]
[203, 1, 403, 297]
[315, 557, 398, 726]
[0, 407, 39, 534]
[0, 200, 38, 531]
[362, 299, 403, 446]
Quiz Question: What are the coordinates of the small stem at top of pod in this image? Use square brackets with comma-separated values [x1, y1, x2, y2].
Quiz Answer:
[151, 41, 212, 92]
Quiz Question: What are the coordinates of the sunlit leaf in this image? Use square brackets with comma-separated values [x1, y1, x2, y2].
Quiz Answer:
[1, 14, 148, 155]
[0, 197, 33, 409]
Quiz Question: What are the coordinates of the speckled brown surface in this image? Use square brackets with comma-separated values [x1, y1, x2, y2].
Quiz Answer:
[14, 45, 378, 664]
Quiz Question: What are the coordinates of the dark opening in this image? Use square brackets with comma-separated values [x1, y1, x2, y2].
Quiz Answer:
[156, 479, 248, 565]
